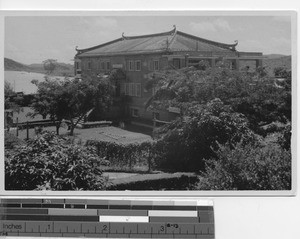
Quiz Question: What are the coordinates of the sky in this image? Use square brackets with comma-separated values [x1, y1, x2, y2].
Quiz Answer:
[4, 15, 292, 65]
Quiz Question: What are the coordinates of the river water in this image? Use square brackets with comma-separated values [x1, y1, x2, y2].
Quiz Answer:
[5, 71, 65, 94]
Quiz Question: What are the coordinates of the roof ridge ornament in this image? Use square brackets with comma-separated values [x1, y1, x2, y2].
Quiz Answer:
[122, 32, 127, 40]
[166, 38, 169, 51]
[230, 40, 238, 50]
[172, 25, 177, 35]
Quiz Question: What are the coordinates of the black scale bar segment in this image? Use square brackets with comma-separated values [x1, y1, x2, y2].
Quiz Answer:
[87, 205, 108, 209]
[152, 205, 198, 210]
[1, 214, 99, 221]
[131, 205, 153, 210]
[1, 214, 49, 221]
[109, 205, 131, 210]
[41, 204, 64, 208]
[21, 204, 42, 208]
[49, 216, 99, 221]
[1, 199, 43, 204]
[0, 204, 21, 208]
[21, 204, 64, 208]
[196, 206, 213, 211]
[0, 208, 48, 214]
[65, 204, 85, 209]
[149, 217, 200, 223]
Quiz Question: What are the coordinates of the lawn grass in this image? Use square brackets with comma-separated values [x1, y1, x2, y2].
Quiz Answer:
[9, 125, 152, 144]
[81, 126, 152, 144]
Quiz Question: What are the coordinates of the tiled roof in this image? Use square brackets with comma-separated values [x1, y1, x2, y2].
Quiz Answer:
[76, 27, 238, 57]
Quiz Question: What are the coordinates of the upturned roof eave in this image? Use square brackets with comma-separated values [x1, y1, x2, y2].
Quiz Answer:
[76, 37, 124, 55]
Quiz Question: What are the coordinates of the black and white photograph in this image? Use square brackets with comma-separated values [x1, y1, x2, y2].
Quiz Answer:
[2, 12, 295, 192]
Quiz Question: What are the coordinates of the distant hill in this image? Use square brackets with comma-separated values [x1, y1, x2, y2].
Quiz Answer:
[264, 54, 288, 59]
[239, 54, 291, 76]
[4, 58, 74, 77]
[4, 58, 32, 72]
[263, 55, 291, 76]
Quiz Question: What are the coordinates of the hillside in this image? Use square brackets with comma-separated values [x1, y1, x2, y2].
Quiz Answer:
[263, 54, 287, 59]
[4, 58, 32, 72]
[239, 54, 291, 76]
[263, 55, 291, 76]
[4, 58, 74, 77]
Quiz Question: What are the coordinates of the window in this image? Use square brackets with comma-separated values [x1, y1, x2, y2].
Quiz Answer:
[88, 61, 92, 70]
[101, 62, 105, 70]
[173, 58, 181, 69]
[135, 60, 141, 71]
[124, 83, 142, 97]
[120, 83, 125, 93]
[131, 108, 139, 117]
[125, 83, 130, 95]
[75, 62, 80, 70]
[154, 60, 159, 71]
[106, 61, 110, 70]
[130, 83, 135, 96]
[129, 61, 134, 71]
[136, 83, 141, 97]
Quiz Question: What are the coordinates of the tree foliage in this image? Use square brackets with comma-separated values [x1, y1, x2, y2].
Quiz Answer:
[5, 131, 23, 150]
[197, 143, 291, 190]
[30, 76, 114, 135]
[154, 98, 257, 172]
[277, 124, 291, 150]
[5, 81, 14, 96]
[274, 66, 291, 80]
[147, 66, 291, 133]
[4, 81, 22, 112]
[147, 66, 291, 175]
[5, 131, 108, 190]
[43, 59, 57, 75]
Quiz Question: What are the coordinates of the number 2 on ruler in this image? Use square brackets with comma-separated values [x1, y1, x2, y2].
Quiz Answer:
[102, 224, 108, 233]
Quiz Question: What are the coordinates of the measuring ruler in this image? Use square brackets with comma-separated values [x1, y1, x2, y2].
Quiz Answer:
[0, 198, 214, 238]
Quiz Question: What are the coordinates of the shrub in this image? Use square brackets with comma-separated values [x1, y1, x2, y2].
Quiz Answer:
[196, 143, 291, 190]
[155, 99, 258, 172]
[5, 131, 23, 150]
[277, 124, 291, 150]
[86, 140, 156, 172]
[274, 67, 291, 79]
[5, 131, 108, 190]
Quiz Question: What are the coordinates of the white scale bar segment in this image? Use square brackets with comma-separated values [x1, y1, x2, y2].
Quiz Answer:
[148, 210, 198, 217]
[99, 216, 149, 223]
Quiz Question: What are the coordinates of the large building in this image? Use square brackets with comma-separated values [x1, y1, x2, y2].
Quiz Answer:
[74, 26, 263, 125]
